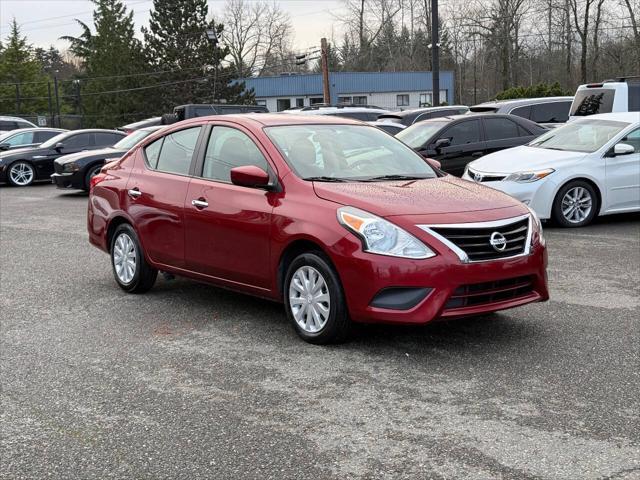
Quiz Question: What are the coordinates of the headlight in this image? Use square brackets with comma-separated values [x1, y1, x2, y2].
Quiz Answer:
[62, 162, 80, 173]
[504, 169, 554, 183]
[337, 206, 436, 259]
[526, 205, 545, 247]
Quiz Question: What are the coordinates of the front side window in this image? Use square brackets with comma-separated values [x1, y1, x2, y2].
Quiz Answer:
[64, 133, 93, 149]
[484, 118, 520, 140]
[618, 128, 640, 152]
[151, 127, 201, 175]
[34, 130, 59, 143]
[397, 94, 410, 107]
[266, 124, 436, 181]
[529, 119, 629, 153]
[440, 120, 481, 145]
[202, 126, 268, 182]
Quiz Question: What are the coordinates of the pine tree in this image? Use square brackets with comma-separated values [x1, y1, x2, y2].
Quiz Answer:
[142, 0, 253, 110]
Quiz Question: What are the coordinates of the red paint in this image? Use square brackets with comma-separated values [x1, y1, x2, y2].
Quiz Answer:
[88, 114, 549, 325]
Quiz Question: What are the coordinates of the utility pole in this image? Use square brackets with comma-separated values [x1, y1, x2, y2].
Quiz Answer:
[431, 0, 440, 106]
[47, 82, 54, 126]
[321, 38, 331, 104]
[53, 74, 61, 128]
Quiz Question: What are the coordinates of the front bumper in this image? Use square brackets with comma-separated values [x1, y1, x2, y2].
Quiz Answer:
[331, 236, 548, 325]
[51, 172, 84, 190]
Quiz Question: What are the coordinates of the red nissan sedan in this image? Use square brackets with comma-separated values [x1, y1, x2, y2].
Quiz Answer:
[88, 114, 549, 344]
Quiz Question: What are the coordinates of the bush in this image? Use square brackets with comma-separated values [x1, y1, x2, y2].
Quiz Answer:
[495, 82, 573, 100]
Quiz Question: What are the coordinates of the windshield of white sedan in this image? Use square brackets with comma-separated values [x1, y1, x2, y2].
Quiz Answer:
[528, 119, 628, 153]
[265, 124, 436, 181]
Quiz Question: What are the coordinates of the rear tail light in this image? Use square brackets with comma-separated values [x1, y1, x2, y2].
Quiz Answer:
[90, 172, 107, 191]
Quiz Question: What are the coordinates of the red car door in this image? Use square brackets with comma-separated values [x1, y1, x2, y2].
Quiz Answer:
[183, 124, 276, 290]
[125, 126, 203, 269]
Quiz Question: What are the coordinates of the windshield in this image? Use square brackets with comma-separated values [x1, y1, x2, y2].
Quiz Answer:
[113, 129, 157, 150]
[39, 132, 70, 148]
[265, 124, 436, 181]
[395, 121, 447, 148]
[528, 119, 629, 153]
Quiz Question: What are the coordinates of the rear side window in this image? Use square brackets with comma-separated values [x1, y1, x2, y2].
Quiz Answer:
[34, 130, 59, 143]
[531, 102, 570, 123]
[17, 121, 33, 129]
[571, 89, 615, 116]
[484, 118, 520, 140]
[154, 127, 201, 175]
[5, 131, 34, 146]
[64, 133, 93, 148]
[95, 132, 124, 146]
[441, 120, 481, 145]
[201, 126, 268, 182]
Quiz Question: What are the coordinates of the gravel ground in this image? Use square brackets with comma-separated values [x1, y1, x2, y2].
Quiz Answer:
[1, 183, 639, 480]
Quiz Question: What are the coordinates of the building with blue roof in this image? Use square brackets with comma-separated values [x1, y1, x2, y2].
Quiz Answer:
[238, 71, 455, 112]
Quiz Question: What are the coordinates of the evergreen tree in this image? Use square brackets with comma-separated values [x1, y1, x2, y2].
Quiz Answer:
[0, 19, 50, 115]
[142, 0, 252, 111]
[62, 0, 149, 127]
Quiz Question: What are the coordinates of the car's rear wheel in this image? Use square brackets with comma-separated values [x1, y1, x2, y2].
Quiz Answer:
[552, 180, 598, 227]
[110, 224, 157, 293]
[7, 161, 35, 186]
[84, 163, 103, 191]
[284, 252, 351, 344]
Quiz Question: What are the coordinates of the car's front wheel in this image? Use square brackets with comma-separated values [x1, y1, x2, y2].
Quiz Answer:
[7, 161, 35, 186]
[284, 252, 351, 344]
[552, 180, 598, 227]
[110, 224, 157, 293]
[84, 163, 103, 191]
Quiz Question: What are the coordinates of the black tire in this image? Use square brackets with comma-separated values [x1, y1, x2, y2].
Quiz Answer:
[110, 223, 157, 293]
[552, 180, 598, 228]
[83, 163, 103, 191]
[284, 251, 351, 344]
[7, 161, 35, 187]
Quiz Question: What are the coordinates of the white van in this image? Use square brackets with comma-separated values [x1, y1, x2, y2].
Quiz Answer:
[569, 76, 640, 120]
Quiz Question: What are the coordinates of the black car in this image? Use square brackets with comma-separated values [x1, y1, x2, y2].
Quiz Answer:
[395, 113, 548, 176]
[376, 105, 470, 127]
[0, 128, 67, 151]
[0, 129, 125, 187]
[52, 126, 164, 191]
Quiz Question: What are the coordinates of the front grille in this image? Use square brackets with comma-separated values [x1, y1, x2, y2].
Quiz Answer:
[468, 169, 506, 182]
[428, 217, 530, 262]
[444, 276, 534, 310]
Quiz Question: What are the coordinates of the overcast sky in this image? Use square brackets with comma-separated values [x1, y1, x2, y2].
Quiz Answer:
[0, 0, 344, 52]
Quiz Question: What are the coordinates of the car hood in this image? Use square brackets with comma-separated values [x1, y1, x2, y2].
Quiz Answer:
[313, 175, 522, 216]
[469, 145, 588, 173]
[55, 148, 122, 165]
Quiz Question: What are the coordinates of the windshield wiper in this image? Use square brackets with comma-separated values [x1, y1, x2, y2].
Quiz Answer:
[361, 174, 429, 182]
[303, 176, 349, 182]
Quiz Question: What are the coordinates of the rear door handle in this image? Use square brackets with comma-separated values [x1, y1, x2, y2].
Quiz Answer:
[128, 188, 142, 198]
[191, 199, 209, 209]
[471, 151, 484, 157]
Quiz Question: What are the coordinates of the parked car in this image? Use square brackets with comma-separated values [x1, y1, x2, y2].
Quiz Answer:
[395, 113, 548, 176]
[368, 120, 406, 135]
[569, 76, 640, 119]
[284, 104, 390, 121]
[376, 105, 470, 127]
[463, 112, 640, 227]
[118, 117, 162, 134]
[52, 126, 164, 191]
[88, 114, 548, 344]
[0, 129, 125, 187]
[470, 97, 573, 127]
[0, 128, 67, 151]
[0, 116, 37, 132]
[162, 104, 270, 125]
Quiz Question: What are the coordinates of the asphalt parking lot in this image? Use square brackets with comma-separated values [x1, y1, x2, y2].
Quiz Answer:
[1, 183, 639, 480]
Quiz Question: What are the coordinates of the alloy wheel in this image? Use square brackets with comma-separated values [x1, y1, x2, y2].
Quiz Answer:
[9, 162, 34, 186]
[288, 266, 331, 333]
[561, 186, 593, 224]
[113, 233, 137, 284]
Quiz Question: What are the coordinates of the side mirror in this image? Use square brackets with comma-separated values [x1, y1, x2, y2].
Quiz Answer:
[230, 165, 271, 189]
[424, 157, 442, 170]
[613, 143, 634, 156]
[0, 143, 10, 151]
[54, 142, 65, 152]
[434, 138, 451, 149]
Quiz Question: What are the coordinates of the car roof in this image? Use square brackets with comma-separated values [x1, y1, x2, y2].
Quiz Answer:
[379, 105, 468, 118]
[0, 127, 66, 134]
[471, 97, 573, 108]
[283, 107, 389, 115]
[180, 113, 365, 127]
[0, 115, 36, 122]
[575, 112, 640, 123]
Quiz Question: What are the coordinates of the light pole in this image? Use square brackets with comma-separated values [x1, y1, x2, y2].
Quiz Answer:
[204, 28, 221, 102]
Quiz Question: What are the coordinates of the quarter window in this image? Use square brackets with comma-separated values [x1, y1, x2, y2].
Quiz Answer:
[202, 126, 268, 182]
[440, 120, 481, 145]
[484, 118, 520, 140]
[510, 105, 531, 120]
[144, 138, 163, 168]
[153, 127, 201, 175]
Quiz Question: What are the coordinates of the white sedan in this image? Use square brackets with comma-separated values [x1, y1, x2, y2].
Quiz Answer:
[462, 112, 640, 227]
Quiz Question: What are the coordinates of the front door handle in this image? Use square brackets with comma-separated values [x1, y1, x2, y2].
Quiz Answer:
[128, 188, 142, 198]
[471, 151, 484, 157]
[191, 199, 209, 209]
